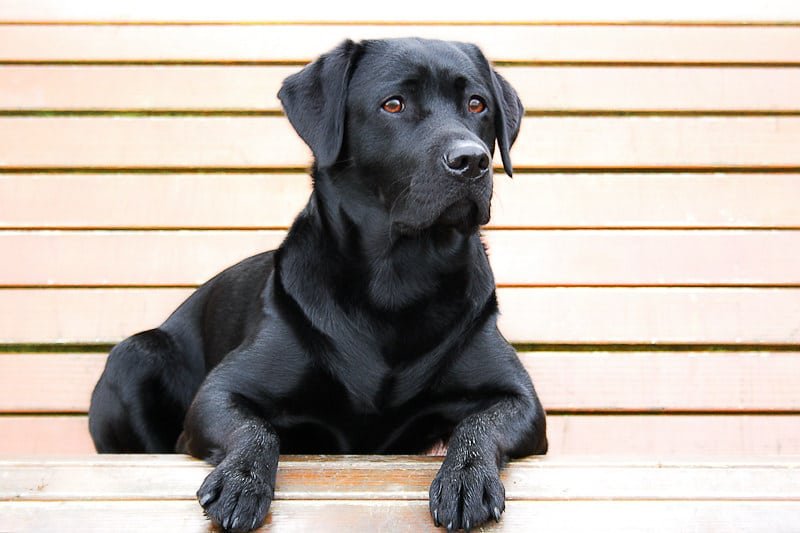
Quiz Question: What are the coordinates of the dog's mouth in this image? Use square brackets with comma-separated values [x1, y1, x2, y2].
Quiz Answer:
[393, 199, 478, 235]
[436, 198, 479, 229]
[392, 185, 491, 236]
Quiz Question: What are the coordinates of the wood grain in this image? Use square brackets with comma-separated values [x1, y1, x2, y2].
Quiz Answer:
[3, 66, 800, 112]
[3, 499, 799, 533]
[2, 455, 799, 501]
[3, 2, 800, 23]
[3, 173, 800, 229]
[3, 352, 800, 413]
[2, 25, 799, 63]
[498, 287, 800, 344]
[2, 116, 799, 168]
[3, 415, 800, 456]
[3, 287, 799, 344]
[3, 229, 800, 286]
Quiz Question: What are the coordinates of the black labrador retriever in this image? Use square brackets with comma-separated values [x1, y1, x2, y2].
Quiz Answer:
[89, 37, 547, 532]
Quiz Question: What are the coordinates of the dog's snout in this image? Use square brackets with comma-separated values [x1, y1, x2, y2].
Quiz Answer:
[443, 142, 490, 181]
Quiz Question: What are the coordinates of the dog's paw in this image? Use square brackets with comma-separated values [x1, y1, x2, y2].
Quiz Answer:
[197, 453, 277, 533]
[429, 458, 505, 532]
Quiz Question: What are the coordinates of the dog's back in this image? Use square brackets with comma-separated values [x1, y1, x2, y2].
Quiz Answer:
[89, 251, 276, 452]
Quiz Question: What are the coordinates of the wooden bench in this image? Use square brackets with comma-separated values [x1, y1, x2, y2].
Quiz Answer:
[3, 455, 799, 531]
[1, 3, 799, 531]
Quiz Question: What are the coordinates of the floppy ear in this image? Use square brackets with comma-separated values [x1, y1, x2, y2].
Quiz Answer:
[489, 69, 524, 177]
[278, 40, 361, 168]
[459, 43, 524, 177]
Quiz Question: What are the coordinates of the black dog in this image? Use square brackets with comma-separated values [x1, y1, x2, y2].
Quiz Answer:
[89, 37, 547, 532]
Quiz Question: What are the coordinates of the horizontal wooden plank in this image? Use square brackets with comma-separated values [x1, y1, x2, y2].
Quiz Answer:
[2, 25, 799, 64]
[4, 500, 800, 533]
[3, 1, 800, 23]
[490, 173, 800, 228]
[3, 230, 800, 286]
[527, 352, 800, 411]
[0, 288, 193, 344]
[3, 173, 800, 230]
[488, 230, 800, 286]
[2, 288, 800, 344]
[4, 66, 800, 112]
[0, 173, 313, 229]
[8, 455, 800, 467]
[0, 64, 301, 111]
[3, 352, 800, 413]
[504, 66, 800, 112]
[0, 416, 95, 455]
[0, 353, 103, 412]
[2, 116, 799, 169]
[552, 415, 800, 455]
[2, 415, 800, 456]
[0, 117, 308, 168]
[0, 230, 287, 286]
[498, 288, 800, 344]
[3, 455, 799, 502]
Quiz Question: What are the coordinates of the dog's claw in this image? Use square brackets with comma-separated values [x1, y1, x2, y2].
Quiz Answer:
[493, 506, 502, 522]
[433, 509, 440, 527]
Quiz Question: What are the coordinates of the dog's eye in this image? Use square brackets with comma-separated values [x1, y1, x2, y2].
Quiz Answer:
[468, 96, 486, 114]
[382, 97, 405, 113]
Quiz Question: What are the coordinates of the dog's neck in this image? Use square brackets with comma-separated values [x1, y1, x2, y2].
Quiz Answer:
[280, 171, 492, 313]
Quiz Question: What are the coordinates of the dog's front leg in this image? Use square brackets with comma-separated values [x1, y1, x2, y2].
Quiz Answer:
[179, 387, 279, 533]
[429, 394, 546, 532]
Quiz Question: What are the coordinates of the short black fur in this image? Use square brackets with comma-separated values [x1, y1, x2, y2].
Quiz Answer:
[89, 38, 547, 533]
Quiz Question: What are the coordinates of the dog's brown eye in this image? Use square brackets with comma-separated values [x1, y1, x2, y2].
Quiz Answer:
[382, 97, 405, 113]
[468, 96, 486, 113]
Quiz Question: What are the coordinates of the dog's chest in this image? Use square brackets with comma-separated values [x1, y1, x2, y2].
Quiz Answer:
[329, 318, 454, 411]
[276, 374, 447, 454]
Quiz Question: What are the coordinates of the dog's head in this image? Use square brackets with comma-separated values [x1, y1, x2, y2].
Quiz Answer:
[278, 38, 523, 234]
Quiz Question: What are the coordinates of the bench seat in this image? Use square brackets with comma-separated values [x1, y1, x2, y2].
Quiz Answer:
[2, 455, 799, 532]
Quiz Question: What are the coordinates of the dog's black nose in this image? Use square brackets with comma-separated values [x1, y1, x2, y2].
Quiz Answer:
[443, 142, 491, 181]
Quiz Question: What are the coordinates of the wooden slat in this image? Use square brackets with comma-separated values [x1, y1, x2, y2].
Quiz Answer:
[504, 66, 800, 112]
[2, 2, 800, 23]
[2, 116, 799, 169]
[3, 500, 800, 533]
[3, 230, 800, 286]
[0, 230, 286, 286]
[2, 415, 800, 456]
[0, 288, 192, 344]
[550, 415, 800, 455]
[3, 66, 800, 112]
[0, 173, 313, 229]
[487, 230, 800, 286]
[3, 352, 800, 413]
[489, 173, 800, 229]
[0, 117, 308, 168]
[511, 116, 800, 168]
[0, 416, 95, 455]
[0, 65, 300, 111]
[2, 455, 799, 501]
[8, 455, 800, 466]
[0, 353, 103, 412]
[2, 287, 800, 344]
[3, 173, 800, 230]
[498, 288, 800, 344]
[526, 352, 800, 411]
[2, 25, 799, 64]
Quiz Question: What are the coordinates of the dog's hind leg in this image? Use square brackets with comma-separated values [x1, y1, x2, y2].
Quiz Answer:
[88, 328, 204, 453]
